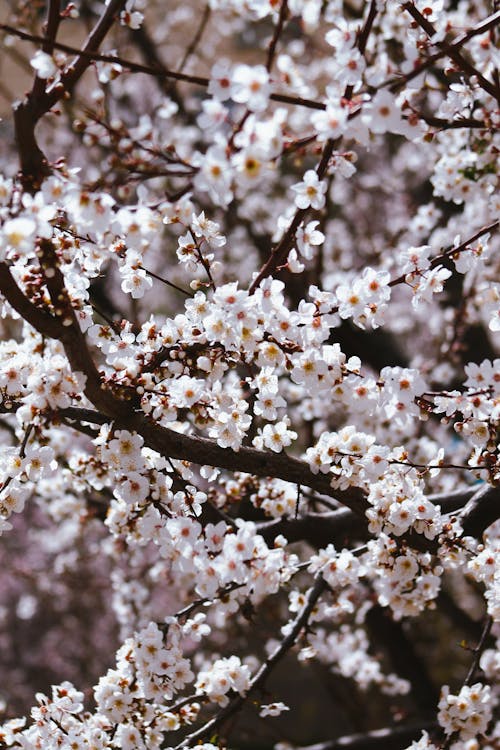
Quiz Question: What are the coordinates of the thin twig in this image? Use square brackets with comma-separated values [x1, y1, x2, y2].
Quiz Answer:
[143, 268, 193, 297]
[176, 573, 327, 747]
[0, 25, 327, 112]
[177, 4, 211, 74]
[266, 0, 289, 73]
[388, 221, 499, 288]
[463, 615, 493, 686]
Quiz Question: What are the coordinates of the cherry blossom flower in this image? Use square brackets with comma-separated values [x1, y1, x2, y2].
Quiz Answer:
[296, 220, 325, 260]
[362, 90, 405, 135]
[291, 170, 327, 210]
[120, 0, 144, 29]
[208, 59, 234, 101]
[30, 50, 58, 79]
[230, 64, 271, 112]
[255, 420, 298, 452]
[259, 701, 290, 717]
[0, 216, 37, 259]
[120, 265, 153, 298]
[311, 102, 349, 141]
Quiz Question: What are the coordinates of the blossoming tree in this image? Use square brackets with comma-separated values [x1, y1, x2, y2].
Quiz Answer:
[0, 0, 499, 748]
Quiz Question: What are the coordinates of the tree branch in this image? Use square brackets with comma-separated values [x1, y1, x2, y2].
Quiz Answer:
[31, 0, 62, 101]
[9, 0, 126, 190]
[460, 483, 500, 538]
[248, 0, 378, 293]
[0, 262, 63, 338]
[176, 573, 328, 748]
[0, 25, 327, 112]
[402, 3, 500, 103]
[177, 3, 211, 74]
[126, 412, 369, 517]
[39, 0, 127, 115]
[385, 9, 500, 92]
[295, 721, 438, 750]
[266, 0, 289, 73]
[37, 239, 131, 416]
[257, 487, 477, 547]
[463, 615, 493, 686]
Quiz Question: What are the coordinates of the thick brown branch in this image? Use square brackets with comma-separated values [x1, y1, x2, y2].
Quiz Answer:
[0, 262, 62, 338]
[55, 405, 487, 542]
[37, 239, 130, 417]
[12, 99, 51, 191]
[9, 0, 126, 190]
[30, 398, 497, 550]
[28, 400, 496, 546]
[126, 411, 368, 516]
[460, 483, 500, 538]
[39, 0, 127, 116]
[257, 488, 477, 547]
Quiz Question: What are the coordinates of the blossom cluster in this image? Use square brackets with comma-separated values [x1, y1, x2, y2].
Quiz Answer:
[367, 535, 442, 619]
[0, 0, 499, 748]
[437, 682, 495, 741]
